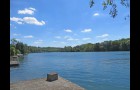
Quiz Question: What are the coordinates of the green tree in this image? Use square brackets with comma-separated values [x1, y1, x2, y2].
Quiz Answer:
[11, 38, 18, 46]
[94, 43, 100, 51]
[16, 49, 21, 55]
[63, 46, 73, 52]
[10, 46, 16, 56]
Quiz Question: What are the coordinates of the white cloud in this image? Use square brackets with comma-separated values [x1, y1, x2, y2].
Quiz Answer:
[10, 17, 45, 26]
[23, 17, 45, 25]
[10, 17, 23, 22]
[67, 38, 79, 41]
[55, 36, 61, 39]
[18, 7, 36, 15]
[81, 29, 92, 33]
[15, 39, 20, 41]
[64, 29, 72, 32]
[82, 38, 91, 40]
[96, 34, 109, 38]
[34, 40, 43, 44]
[17, 22, 23, 24]
[29, 7, 36, 11]
[63, 36, 78, 41]
[93, 13, 99, 16]
[9, 17, 21, 24]
[13, 33, 21, 36]
[23, 35, 34, 38]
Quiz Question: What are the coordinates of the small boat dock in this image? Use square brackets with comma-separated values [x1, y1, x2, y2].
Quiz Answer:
[10, 60, 19, 66]
[10, 54, 23, 66]
[10, 56, 19, 66]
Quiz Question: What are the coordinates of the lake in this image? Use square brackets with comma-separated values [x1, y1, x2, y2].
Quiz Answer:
[10, 51, 130, 90]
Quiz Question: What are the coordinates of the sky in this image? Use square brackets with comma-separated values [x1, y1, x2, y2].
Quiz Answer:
[10, 0, 130, 47]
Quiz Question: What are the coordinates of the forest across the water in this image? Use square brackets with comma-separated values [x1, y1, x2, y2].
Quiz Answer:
[10, 38, 130, 56]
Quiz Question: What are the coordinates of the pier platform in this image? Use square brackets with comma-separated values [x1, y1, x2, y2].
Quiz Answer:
[10, 61, 19, 66]
[10, 76, 85, 90]
[10, 56, 19, 66]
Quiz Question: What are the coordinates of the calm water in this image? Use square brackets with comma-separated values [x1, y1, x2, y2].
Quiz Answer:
[10, 51, 130, 90]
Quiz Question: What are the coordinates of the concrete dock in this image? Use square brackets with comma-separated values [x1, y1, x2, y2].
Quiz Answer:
[10, 56, 20, 66]
[10, 76, 85, 90]
[10, 61, 19, 66]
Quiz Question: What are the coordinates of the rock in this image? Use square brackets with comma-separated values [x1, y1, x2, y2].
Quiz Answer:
[47, 72, 58, 81]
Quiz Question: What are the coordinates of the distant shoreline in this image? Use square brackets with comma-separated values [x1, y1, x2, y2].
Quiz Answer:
[26, 50, 130, 53]
[11, 38, 130, 54]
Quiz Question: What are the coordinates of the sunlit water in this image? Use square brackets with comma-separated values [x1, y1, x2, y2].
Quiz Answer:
[10, 51, 130, 90]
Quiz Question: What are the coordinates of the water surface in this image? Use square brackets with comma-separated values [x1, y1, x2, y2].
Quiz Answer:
[10, 51, 130, 90]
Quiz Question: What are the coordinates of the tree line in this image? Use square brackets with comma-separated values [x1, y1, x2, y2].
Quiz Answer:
[10, 38, 130, 56]
[62, 38, 130, 52]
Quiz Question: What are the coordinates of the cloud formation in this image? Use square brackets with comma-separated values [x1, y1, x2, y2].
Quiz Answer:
[10, 17, 45, 26]
[17, 22, 23, 24]
[93, 13, 99, 16]
[23, 35, 34, 38]
[23, 17, 45, 25]
[81, 29, 92, 33]
[15, 39, 20, 41]
[64, 29, 72, 32]
[63, 36, 78, 41]
[13, 33, 21, 36]
[10, 17, 23, 24]
[67, 38, 79, 41]
[18, 7, 36, 15]
[96, 34, 109, 38]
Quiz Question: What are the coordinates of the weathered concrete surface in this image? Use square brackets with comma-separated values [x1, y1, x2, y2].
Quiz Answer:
[10, 61, 19, 66]
[10, 56, 20, 66]
[10, 76, 85, 90]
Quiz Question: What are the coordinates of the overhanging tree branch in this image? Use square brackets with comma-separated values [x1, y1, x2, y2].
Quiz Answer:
[89, 0, 130, 18]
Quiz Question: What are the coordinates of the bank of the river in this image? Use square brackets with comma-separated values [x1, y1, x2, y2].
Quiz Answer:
[10, 76, 85, 90]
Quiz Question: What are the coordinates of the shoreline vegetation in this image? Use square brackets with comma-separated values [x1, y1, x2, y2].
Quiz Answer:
[10, 38, 130, 56]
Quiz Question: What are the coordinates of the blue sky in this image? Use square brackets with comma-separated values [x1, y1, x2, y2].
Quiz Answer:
[10, 0, 130, 47]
